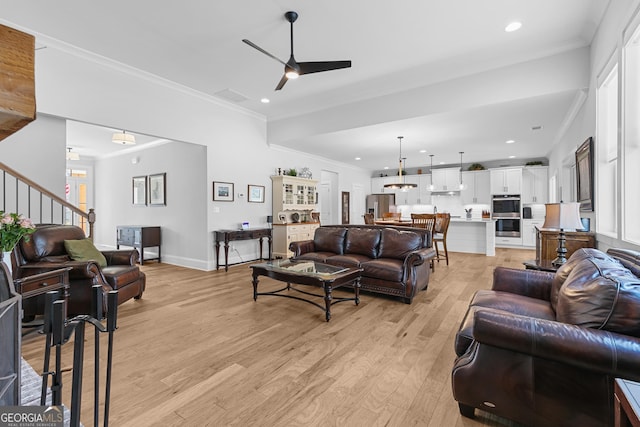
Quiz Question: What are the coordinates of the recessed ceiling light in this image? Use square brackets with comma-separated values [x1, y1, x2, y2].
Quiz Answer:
[355, 157, 361, 160]
[509, 155, 516, 158]
[440, 161, 445, 165]
[419, 149, 426, 153]
[384, 166, 389, 170]
[506, 139, 515, 144]
[505, 21, 522, 32]
[260, 98, 270, 103]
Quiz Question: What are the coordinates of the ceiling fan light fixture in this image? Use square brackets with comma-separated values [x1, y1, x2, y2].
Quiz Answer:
[285, 70, 299, 79]
[112, 130, 136, 145]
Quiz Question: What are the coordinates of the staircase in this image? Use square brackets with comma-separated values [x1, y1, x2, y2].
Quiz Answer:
[0, 161, 95, 238]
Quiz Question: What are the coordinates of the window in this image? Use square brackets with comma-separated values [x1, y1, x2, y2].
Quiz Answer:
[596, 60, 618, 237]
[623, 21, 640, 244]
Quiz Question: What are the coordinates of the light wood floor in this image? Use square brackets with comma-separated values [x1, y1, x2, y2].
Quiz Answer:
[21, 248, 534, 426]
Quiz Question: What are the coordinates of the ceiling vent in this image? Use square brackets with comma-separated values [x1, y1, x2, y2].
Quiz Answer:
[214, 88, 249, 103]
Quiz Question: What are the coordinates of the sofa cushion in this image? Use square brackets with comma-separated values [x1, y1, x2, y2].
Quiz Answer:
[550, 248, 614, 312]
[378, 228, 422, 260]
[556, 256, 640, 337]
[344, 228, 381, 259]
[361, 258, 404, 282]
[326, 254, 372, 269]
[313, 227, 347, 255]
[19, 224, 87, 262]
[296, 252, 334, 263]
[64, 238, 108, 268]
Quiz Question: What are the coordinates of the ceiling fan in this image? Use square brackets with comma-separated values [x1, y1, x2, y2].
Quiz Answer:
[242, 11, 352, 91]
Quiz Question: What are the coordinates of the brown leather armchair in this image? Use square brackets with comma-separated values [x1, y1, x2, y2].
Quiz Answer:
[452, 248, 640, 426]
[13, 224, 145, 317]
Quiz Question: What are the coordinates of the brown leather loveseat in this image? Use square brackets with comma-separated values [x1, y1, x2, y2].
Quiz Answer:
[289, 225, 436, 304]
[14, 224, 146, 317]
[452, 248, 640, 426]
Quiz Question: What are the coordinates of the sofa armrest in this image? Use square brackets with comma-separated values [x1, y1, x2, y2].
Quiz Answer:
[102, 250, 139, 266]
[473, 309, 640, 380]
[289, 240, 315, 257]
[492, 267, 554, 301]
[404, 247, 436, 268]
[17, 261, 101, 280]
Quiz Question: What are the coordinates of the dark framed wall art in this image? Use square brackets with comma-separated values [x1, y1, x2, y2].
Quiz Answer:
[132, 176, 147, 206]
[149, 173, 166, 206]
[248, 185, 265, 203]
[575, 137, 594, 212]
[213, 181, 234, 201]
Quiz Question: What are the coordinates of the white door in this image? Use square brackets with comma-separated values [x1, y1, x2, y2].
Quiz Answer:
[319, 182, 331, 225]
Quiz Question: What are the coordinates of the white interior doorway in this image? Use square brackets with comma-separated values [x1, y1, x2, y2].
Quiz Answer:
[320, 170, 339, 225]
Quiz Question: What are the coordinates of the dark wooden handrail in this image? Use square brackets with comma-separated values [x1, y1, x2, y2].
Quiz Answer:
[0, 161, 95, 239]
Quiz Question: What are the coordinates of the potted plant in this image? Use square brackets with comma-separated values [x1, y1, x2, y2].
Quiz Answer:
[286, 168, 297, 176]
[468, 163, 485, 171]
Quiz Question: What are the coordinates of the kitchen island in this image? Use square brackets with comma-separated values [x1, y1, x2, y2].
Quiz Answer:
[446, 218, 496, 256]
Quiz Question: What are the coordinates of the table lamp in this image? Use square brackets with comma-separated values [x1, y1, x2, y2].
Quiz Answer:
[542, 202, 584, 267]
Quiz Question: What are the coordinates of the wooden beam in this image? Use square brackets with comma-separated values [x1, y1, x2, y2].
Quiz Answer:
[0, 23, 35, 141]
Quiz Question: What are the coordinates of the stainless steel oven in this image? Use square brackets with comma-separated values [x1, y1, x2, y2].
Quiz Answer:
[492, 195, 521, 218]
[492, 195, 521, 237]
[495, 218, 521, 237]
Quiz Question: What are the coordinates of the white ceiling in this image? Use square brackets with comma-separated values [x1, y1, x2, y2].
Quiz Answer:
[1, 1, 609, 170]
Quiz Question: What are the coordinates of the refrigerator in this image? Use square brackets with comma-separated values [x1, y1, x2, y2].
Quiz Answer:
[366, 193, 396, 218]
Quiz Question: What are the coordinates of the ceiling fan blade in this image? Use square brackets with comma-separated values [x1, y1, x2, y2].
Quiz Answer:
[275, 74, 288, 91]
[242, 39, 287, 67]
[298, 60, 352, 75]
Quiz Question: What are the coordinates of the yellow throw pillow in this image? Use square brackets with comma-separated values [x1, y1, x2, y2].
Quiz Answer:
[64, 238, 107, 268]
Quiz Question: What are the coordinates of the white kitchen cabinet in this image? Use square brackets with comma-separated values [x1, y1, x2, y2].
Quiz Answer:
[522, 219, 545, 247]
[271, 175, 318, 211]
[522, 166, 548, 204]
[393, 175, 420, 205]
[490, 168, 522, 195]
[461, 170, 490, 205]
[431, 167, 461, 192]
[271, 175, 319, 258]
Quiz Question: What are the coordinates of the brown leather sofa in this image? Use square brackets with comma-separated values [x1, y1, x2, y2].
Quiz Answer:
[288, 224, 436, 304]
[14, 224, 146, 317]
[452, 248, 640, 426]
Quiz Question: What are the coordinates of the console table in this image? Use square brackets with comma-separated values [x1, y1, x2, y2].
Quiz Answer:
[535, 227, 596, 264]
[215, 228, 272, 271]
[116, 226, 161, 265]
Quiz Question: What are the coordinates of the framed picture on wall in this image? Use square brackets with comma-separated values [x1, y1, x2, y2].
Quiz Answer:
[213, 181, 234, 201]
[149, 173, 166, 206]
[248, 185, 265, 203]
[132, 176, 147, 206]
[575, 137, 594, 212]
[341, 191, 350, 224]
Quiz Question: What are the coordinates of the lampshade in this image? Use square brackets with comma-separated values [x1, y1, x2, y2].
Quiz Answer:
[542, 202, 583, 231]
[112, 131, 136, 145]
[384, 136, 417, 190]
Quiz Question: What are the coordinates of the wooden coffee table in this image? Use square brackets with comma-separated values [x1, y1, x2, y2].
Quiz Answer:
[250, 260, 362, 321]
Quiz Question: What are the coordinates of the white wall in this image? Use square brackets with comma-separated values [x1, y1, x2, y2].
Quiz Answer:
[2, 39, 371, 270]
[547, 0, 640, 251]
[94, 141, 209, 269]
[0, 114, 66, 199]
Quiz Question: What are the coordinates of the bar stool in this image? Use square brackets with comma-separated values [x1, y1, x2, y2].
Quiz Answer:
[434, 213, 451, 265]
[363, 213, 374, 224]
[411, 213, 437, 271]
